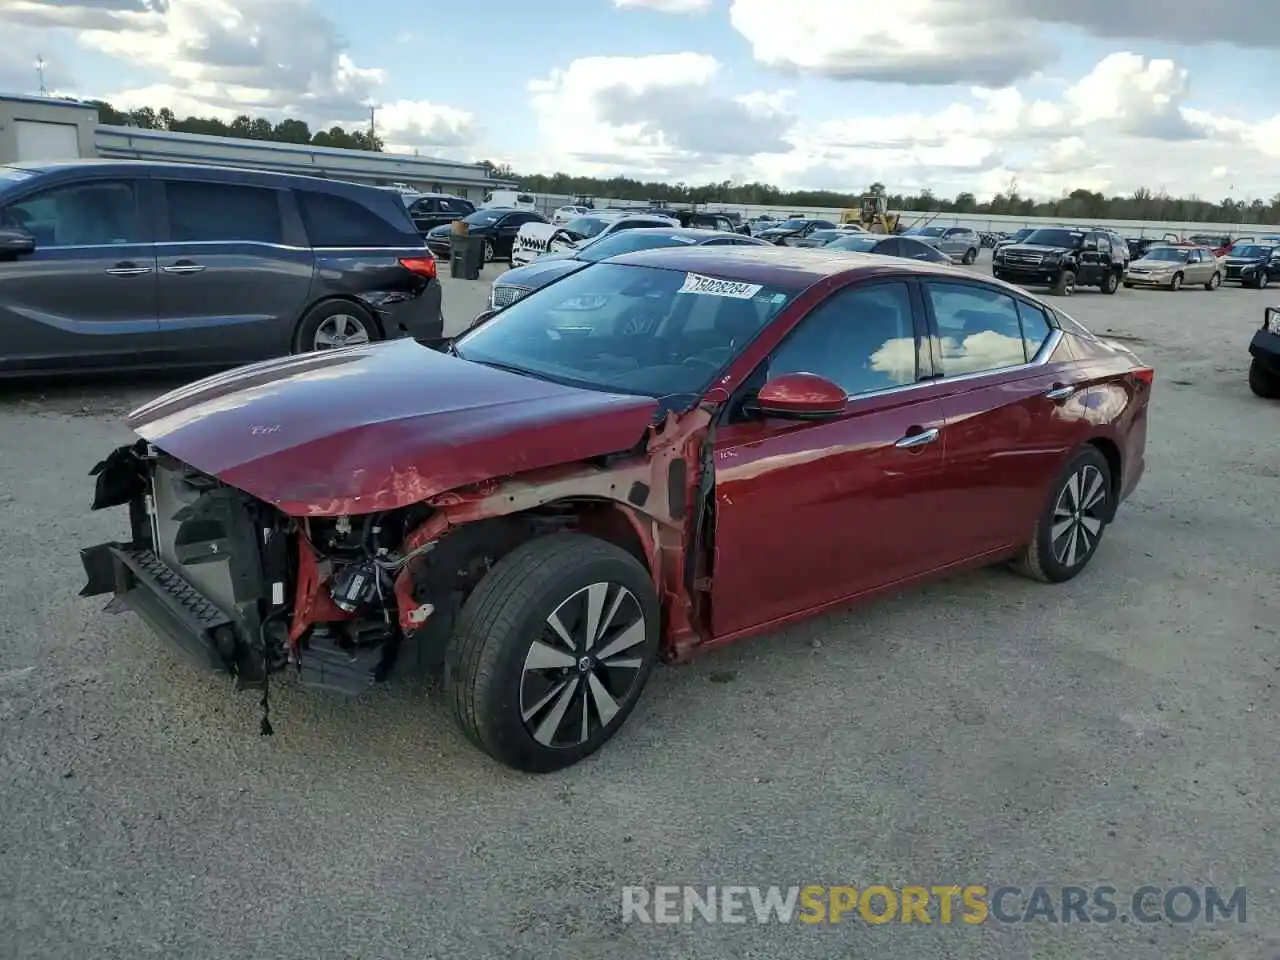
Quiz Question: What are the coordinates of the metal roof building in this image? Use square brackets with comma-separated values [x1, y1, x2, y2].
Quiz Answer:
[1, 92, 512, 202]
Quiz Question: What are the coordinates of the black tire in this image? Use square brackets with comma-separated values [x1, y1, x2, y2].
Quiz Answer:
[1248, 359, 1280, 399]
[1169, 272, 1183, 291]
[1050, 269, 1076, 296]
[1010, 446, 1114, 584]
[1205, 272, 1221, 291]
[962, 247, 978, 265]
[1101, 270, 1120, 294]
[1257, 272, 1270, 290]
[292, 300, 380, 353]
[444, 533, 660, 773]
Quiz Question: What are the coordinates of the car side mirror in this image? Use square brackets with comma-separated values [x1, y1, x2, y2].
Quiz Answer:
[753, 373, 847, 420]
[0, 227, 35, 257]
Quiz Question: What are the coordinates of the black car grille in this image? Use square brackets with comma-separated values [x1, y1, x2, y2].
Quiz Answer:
[1004, 251, 1045, 266]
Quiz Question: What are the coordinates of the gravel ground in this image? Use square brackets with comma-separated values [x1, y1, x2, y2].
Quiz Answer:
[1, 254, 1278, 960]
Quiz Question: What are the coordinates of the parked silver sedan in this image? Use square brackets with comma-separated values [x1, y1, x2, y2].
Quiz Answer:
[901, 225, 982, 264]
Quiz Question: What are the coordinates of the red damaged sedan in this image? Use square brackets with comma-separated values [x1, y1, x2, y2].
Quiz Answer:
[81, 247, 1152, 772]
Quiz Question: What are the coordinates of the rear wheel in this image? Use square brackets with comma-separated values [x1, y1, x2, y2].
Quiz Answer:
[444, 533, 660, 772]
[1248, 359, 1280, 399]
[1011, 446, 1113, 583]
[1050, 270, 1076, 296]
[962, 247, 978, 265]
[1205, 272, 1221, 290]
[293, 300, 379, 353]
[483, 239, 495, 264]
[1101, 270, 1120, 294]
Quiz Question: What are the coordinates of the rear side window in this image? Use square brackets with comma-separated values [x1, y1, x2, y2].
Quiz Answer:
[924, 281, 1028, 375]
[165, 180, 283, 244]
[297, 191, 418, 247]
[1015, 301, 1053, 359]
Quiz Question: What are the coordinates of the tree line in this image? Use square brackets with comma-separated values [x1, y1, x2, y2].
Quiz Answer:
[79, 100, 1280, 224]
[85, 100, 384, 153]
[488, 170, 1280, 225]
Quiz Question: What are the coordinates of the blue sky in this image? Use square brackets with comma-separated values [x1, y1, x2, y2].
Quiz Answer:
[3, 0, 1279, 200]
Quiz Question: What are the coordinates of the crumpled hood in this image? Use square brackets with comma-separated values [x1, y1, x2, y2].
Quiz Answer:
[127, 339, 659, 517]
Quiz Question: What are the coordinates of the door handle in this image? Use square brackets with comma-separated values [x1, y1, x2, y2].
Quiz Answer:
[895, 427, 939, 449]
[105, 264, 151, 277]
[1044, 384, 1075, 401]
[162, 262, 206, 274]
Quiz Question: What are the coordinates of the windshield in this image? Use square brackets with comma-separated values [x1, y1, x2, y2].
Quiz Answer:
[1012, 229, 1033, 240]
[1142, 247, 1190, 262]
[454, 262, 796, 401]
[826, 235, 879, 252]
[577, 231, 700, 262]
[907, 227, 945, 237]
[465, 210, 505, 227]
[773, 219, 808, 230]
[562, 216, 613, 239]
[1230, 245, 1271, 259]
[1023, 229, 1085, 248]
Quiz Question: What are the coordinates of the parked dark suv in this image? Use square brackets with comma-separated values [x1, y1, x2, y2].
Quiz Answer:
[992, 226, 1127, 296]
[0, 160, 443, 378]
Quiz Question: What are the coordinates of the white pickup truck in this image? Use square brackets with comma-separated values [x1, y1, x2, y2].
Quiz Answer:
[511, 211, 680, 266]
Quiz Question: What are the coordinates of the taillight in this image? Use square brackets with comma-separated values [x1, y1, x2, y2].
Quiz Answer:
[399, 256, 437, 279]
[1132, 367, 1155, 386]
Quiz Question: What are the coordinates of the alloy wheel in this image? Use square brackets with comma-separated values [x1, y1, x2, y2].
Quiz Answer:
[312, 313, 371, 349]
[1051, 465, 1107, 568]
[519, 582, 647, 749]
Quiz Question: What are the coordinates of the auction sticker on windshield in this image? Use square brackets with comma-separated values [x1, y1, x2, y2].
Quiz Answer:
[679, 273, 764, 298]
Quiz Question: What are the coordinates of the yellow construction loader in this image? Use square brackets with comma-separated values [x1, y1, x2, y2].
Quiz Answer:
[841, 195, 900, 234]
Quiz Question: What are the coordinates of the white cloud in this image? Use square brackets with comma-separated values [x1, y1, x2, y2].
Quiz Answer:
[526, 53, 796, 177]
[0, 0, 480, 150]
[728, 0, 1280, 86]
[524, 47, 1280, 201]
[613, 0, 713, 11]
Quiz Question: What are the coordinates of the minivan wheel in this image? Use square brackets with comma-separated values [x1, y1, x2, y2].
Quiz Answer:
[294, 300, 379, 353]
[444, 533, 660, 773]
[1011, 446, 1113, 584]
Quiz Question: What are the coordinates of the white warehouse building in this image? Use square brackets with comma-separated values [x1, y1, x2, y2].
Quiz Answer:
[0, 93, 511, 202]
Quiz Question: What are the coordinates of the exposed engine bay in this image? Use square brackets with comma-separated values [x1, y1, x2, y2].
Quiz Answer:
[80, 441, 583, 731]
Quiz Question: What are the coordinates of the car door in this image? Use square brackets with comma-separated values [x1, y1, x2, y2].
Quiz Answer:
[918, 278, 1094, 562]
[0, 175, 159, 373]
[152, 177, 312, 364]
[709, 279, 950, 638]
[1076, 232, 1105, 285]
[494, 212, 540, 257]
[939, 228, 964, 258]
[1185, 248, 1206, 282]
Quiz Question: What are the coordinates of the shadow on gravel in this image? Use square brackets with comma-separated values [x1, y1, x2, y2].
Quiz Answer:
[0, 370, 212, 417]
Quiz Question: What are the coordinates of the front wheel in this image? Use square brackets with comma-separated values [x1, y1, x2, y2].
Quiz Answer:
[962, 247, 978, 265]
[1256, 272, 1270, 290]
[1101, 270, 1120, 294]
[1249, 359, 1280, 399]
[1169, 272, 1183, 291]
[444, 533, 660, 773]
[483, 240, 495, 264]
[1050, 269, 1076, 296]
[1011, 446, 1113, 583]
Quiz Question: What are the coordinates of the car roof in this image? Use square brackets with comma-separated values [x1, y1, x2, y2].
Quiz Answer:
[602, 227, 758, 242]
[605, 244, 978, 291]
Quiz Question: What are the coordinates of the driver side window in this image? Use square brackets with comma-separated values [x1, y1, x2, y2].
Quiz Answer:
[763, 282, 918, 397]
[2, 179, 141, 247]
